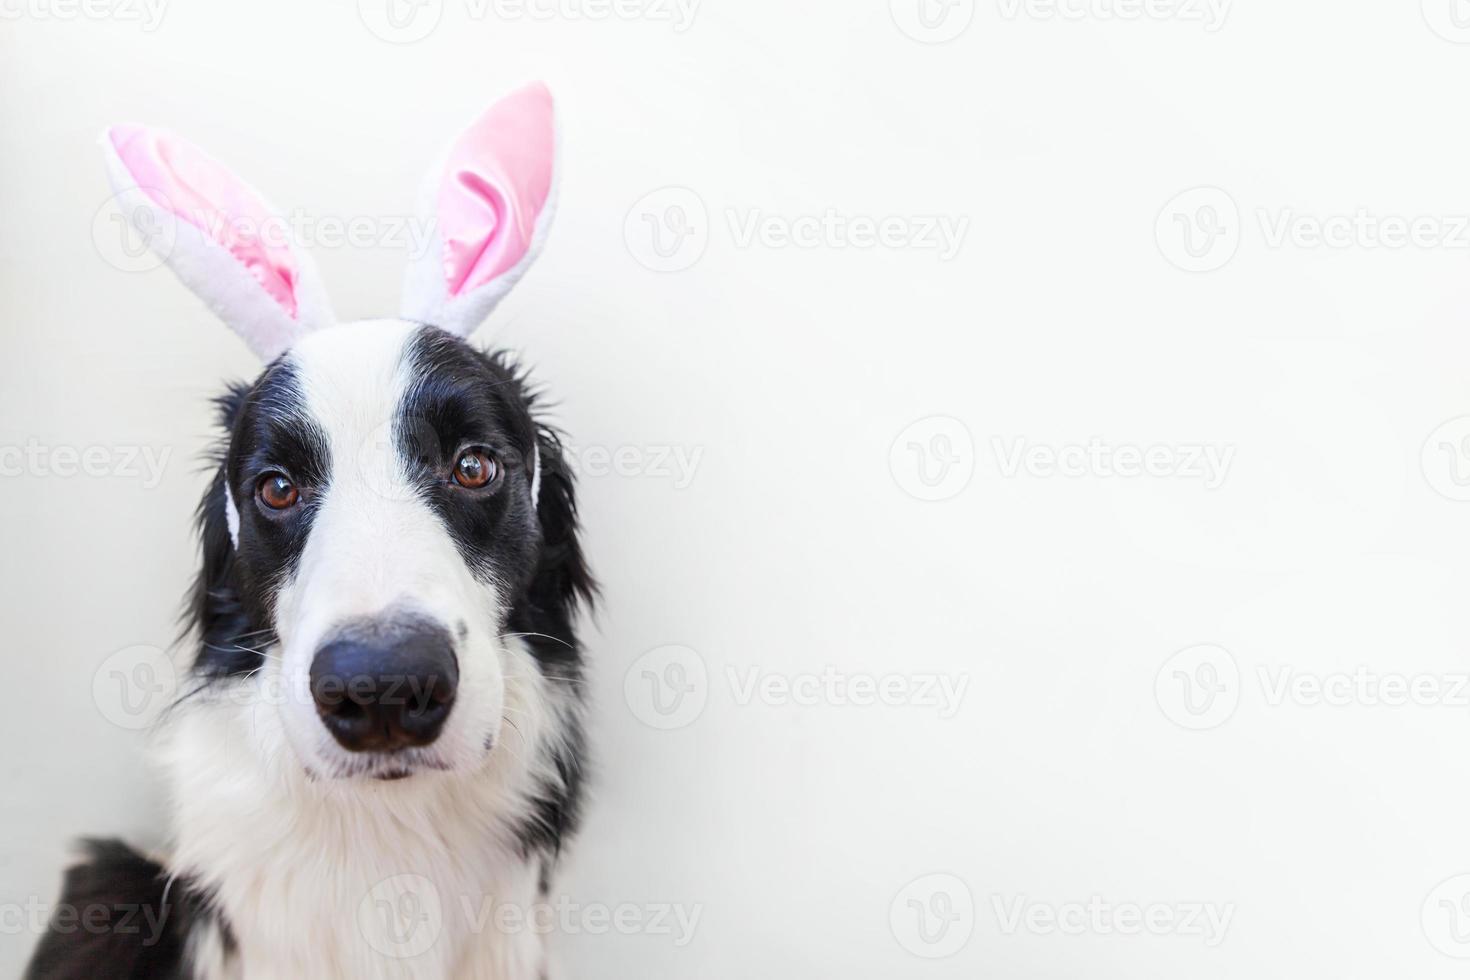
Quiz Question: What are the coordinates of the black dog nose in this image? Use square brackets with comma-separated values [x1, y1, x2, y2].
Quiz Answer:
[309, 624, 458, 752]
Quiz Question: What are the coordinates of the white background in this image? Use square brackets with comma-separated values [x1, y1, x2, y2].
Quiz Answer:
[5, 0, 1470, 976]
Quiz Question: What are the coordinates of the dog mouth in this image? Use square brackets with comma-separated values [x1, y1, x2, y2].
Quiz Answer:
[308, 747, 454, 783]
[374, 769, 414, 782]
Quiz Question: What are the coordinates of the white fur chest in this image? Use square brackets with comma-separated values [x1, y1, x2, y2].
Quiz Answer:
[163, 654, 564, 980]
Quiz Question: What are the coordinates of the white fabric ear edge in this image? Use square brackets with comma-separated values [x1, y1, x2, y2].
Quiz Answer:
[224, 479, 240, 548]
[530, 442, 541, 514]
[100, 130, 337, 362]
[398, 112, 561, 339]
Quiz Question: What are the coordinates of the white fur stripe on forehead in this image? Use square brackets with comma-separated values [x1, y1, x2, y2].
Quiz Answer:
[100, 126, 336, 361]
[400, 83, 559, 339]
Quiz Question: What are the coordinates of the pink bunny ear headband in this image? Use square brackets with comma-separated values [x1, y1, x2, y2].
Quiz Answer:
[100, 82, 558, 361]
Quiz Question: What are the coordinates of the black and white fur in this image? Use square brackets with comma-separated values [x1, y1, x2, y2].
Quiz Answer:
[27, 319, 594, 978]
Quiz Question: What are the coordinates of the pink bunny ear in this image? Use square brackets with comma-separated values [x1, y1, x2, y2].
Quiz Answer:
[400, 82, 558, 338]
[101, 125, 335, 360]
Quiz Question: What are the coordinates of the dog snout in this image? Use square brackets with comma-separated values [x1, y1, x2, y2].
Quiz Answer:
[309, 622, 459, 753]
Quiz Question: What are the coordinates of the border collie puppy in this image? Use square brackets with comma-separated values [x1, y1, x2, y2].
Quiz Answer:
[26, 83, 594, 979]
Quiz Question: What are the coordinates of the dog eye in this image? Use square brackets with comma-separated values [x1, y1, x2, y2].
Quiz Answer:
[452, 450, 497, 489]
[257, 473, 299, 510]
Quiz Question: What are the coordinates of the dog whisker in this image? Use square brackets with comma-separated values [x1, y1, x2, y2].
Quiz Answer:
[498, 631, 574, 650]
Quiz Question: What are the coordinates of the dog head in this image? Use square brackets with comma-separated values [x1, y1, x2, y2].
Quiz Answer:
[104, 84, 592, 782]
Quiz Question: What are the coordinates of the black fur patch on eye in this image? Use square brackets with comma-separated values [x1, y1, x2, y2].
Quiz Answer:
[399, 327, 543, 591]
[400, 327, 596, 856]
[186, 360, 329, 684]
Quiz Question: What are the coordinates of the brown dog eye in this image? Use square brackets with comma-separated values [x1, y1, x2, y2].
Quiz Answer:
[258, 473, 299, 510]
[453, 450, 496, 489]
